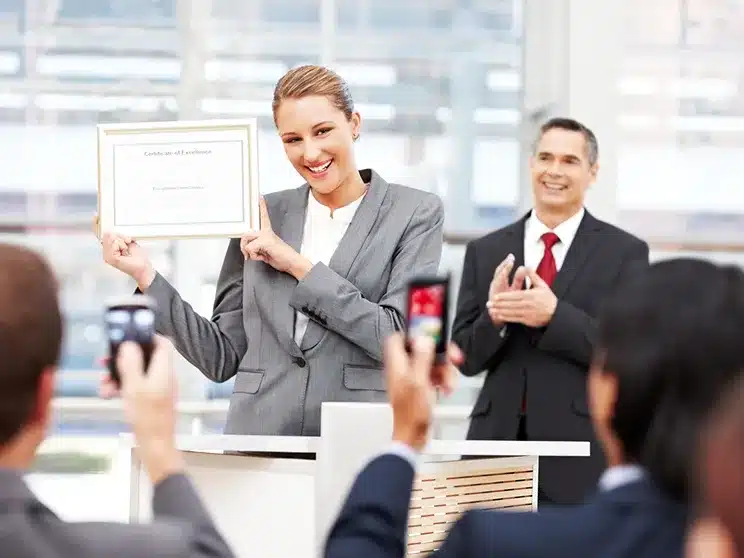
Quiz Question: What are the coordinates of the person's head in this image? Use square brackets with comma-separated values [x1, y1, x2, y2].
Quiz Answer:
[272, 65, 362, 205]
[529, 117, 598, 222]
[688, 374, 744, 557]
[0, 243, 62, 467]
[588, 258, 744, 502]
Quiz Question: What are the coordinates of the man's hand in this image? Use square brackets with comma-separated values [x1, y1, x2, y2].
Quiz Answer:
[486, 255, 530, 328]
[488, 254, 515, 302]
[117, 337, 184, 485]
[487, 269, 558, 328]
[240, 197, 313, 280]
[385, 334, 463, 452]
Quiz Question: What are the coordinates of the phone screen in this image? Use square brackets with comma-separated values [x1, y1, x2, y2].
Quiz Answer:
[407, 282, 448, 353]
[104, 298, 155, 385]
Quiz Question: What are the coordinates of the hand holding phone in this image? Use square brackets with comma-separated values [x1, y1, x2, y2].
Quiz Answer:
[103, 295, 156, 386]
[405, 274, 450, 362]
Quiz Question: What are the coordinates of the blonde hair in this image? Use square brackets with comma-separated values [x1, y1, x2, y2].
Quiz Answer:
[272, 65, 355, 124]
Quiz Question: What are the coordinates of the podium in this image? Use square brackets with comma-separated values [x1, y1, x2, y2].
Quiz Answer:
[123, 402, 589, 557]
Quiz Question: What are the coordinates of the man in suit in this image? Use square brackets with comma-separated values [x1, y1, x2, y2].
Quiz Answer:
[324, 258, 744, 558]
[0, 243, 235, 558]
[452, 117, 649, 505]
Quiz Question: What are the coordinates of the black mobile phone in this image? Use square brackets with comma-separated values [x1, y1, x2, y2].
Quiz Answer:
[104, 295, 156, 386]
[405, 274, 450, 361]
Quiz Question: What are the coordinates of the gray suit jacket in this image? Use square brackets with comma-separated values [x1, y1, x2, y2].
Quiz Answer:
[143, 169, 444, 435]
[1, 470, 234, 558]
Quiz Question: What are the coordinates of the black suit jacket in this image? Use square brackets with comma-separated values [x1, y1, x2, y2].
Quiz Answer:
[324, 454, 688, 558]
[452, 210, 649, 504]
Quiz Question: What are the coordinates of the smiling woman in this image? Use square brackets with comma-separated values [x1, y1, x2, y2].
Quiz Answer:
[272, 65, 364, 210]
[100, 64, 446, 438]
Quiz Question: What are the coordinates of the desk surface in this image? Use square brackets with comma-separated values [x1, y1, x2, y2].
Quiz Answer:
[120, 434, 590, 457]
[120, 434, 321, 453]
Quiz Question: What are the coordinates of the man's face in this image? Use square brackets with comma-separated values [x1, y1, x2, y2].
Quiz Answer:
[529, 128, 597, 214]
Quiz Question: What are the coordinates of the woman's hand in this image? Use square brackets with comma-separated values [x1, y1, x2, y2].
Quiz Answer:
[101, 231, 156, 290]
[241, 197, 313, 279]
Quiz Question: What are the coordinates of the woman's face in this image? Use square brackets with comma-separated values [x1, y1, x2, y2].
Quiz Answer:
[275, 95, 361, 196]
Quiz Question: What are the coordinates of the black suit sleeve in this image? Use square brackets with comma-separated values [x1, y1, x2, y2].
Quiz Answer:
[324, 454, 416, 558]
[537, 239, 650, 367]
[451, 242, 509, 377]
[430, 511, 475, 558]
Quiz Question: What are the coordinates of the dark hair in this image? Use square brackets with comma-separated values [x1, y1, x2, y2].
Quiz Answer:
[596, 258, 744, 502]
[0, 243, 62, 445]
[535, 117, 599, 166]
[272, 65, 355, 124]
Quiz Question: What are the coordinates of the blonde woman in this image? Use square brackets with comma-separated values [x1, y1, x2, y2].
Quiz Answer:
[100, 65, 444, 437]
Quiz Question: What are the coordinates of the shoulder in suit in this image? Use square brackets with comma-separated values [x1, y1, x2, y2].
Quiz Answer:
[0, 470, 234, 558]
[324, 453, 687, 558]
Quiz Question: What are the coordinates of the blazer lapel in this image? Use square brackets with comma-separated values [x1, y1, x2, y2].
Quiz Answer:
[550, 211, 603, 299]
[268, 186, 309, 357]
[300, 169, 389, 351]
[505, 212, 528, 283]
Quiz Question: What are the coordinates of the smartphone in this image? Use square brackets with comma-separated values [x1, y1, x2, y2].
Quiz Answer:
[104, 295, 156, 386]
[405, 274, 450, 361]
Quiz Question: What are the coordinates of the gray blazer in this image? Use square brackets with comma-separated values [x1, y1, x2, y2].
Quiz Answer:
[1, 470, 234, 558]
[144, 169, 444, 435]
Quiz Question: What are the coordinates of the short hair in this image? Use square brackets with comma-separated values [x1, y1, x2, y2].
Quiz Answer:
[0, 243, 62, 445]
[535, 117, 599, 166]
[595, 258, 744, 502]
[272, 65, 355, 124]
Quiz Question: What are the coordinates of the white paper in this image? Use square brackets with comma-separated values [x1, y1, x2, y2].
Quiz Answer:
[97, 119, 260, 239]
[113, 140, 245, 227]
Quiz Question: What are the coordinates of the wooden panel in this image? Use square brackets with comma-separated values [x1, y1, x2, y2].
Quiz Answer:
[406, 463, 535, 556]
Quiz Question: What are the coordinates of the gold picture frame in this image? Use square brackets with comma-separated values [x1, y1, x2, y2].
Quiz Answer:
[97, 118, 260, 239]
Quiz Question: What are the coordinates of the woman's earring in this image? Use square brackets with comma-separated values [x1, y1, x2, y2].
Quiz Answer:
[353, 133, 359, 141]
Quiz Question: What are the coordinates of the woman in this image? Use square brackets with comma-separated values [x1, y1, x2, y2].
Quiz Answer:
[100, 65, 444, 436]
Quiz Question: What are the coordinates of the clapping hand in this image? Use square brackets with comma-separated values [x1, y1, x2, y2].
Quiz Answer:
[240, 197, 313, 279]
[487, 269, 557, 328]
[486, 254, 528, 327]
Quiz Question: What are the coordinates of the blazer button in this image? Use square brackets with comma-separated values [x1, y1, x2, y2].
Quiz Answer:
[294, 357, 307, 368]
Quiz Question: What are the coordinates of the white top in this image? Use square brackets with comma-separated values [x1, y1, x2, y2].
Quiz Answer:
[523, 207, 585, 272]
[294, 191, 366, 345]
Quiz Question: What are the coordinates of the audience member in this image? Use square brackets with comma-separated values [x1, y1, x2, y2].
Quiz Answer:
[0, 243, 235, 558]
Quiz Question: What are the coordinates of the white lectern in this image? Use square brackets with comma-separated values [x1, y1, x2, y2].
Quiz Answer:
[123, 402, 589, 557]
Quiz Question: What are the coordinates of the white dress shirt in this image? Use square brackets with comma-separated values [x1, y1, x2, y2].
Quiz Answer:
[293, 191, 366, 345]
[523, 207, 585, 273]
[597, 464, 645, 492]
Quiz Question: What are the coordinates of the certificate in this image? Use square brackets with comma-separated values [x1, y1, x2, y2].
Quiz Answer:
[97, 118, 260, 239]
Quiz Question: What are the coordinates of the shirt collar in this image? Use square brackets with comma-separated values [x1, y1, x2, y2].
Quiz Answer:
[598, 464, 646, 492]
[307, 190, 366, 226]
[525, 207, 585, 247]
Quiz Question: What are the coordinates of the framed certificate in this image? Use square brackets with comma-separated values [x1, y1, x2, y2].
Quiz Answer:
[97, 118, 260, 239]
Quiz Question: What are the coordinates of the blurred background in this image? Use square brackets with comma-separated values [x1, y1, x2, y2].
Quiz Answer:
[3, 0, 744, 521]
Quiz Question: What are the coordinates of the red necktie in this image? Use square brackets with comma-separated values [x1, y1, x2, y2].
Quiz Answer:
[536, 232, 560, 287]
[521, 232, 560, 416]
